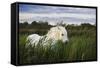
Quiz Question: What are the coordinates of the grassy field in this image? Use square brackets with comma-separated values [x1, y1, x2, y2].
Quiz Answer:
[19, 25, 97, 64]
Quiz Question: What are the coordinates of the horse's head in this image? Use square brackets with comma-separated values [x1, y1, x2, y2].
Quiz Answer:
[46, 26, 69, 43]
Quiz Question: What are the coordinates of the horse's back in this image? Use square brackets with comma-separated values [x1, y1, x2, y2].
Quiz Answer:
[26, 34, 41, 46]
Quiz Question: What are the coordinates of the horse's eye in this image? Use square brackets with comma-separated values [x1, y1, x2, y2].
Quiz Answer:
[62, 34, 64, 36]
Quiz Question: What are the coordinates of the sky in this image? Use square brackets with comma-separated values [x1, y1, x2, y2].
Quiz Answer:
[19, 4, 96, 25]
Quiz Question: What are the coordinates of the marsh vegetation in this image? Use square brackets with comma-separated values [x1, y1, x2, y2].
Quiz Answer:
[19, 21, 96, 64]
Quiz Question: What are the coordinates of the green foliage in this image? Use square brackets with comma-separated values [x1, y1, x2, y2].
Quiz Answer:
[19, 22, 96, 64]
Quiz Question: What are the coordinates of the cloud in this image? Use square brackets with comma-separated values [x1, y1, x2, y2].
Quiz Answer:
[19, 4, 96, 14]
[19, 4, 96, 25]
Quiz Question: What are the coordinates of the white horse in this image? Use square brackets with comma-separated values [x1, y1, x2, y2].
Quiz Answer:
[26, 26, 69, 47]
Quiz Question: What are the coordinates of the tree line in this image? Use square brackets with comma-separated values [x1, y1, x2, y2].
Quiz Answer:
[19, 21, 52, 30]
[19, 21, 95, 29]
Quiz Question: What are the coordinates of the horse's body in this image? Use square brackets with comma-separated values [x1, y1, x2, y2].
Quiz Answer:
[26, 26, 69, 47]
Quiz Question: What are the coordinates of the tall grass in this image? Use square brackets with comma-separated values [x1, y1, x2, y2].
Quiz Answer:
[19, 26, 96, 64]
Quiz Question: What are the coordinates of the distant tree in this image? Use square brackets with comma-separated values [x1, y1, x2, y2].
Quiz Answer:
[19, 22, 29, 29]
[31, 21, 38, 25]
[44, 21, 48, 25]
[81, 23, 92, 26]
[23, 21, 28, 25]
[22, 21, 29, 28]
[80, 23, 96, 30]
[19, 23, 24, 28]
